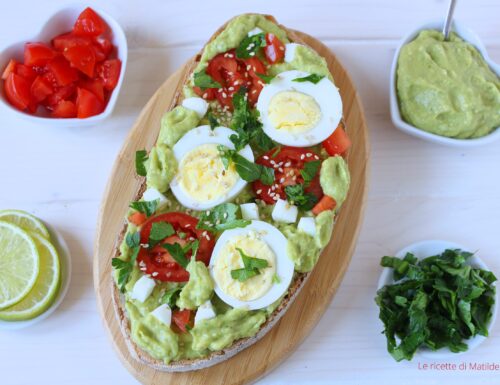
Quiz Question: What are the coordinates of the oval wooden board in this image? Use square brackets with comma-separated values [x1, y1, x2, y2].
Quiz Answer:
[94, 30, 369, 385]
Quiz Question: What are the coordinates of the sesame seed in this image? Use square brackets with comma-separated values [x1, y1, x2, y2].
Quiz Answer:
[314, 155, 320, 160]
[222, 92, 227, 98]
[205, 234, 211, 240]
[203, 93, 208, 99]
[284, 162, 291, 167]
[271, 185, 276, 191]
[228, 86, 234, 91]
[256, 189, 262, 194]
[202, 231, 207, 237]
[252, 90, 257, 94]
[279, 46, 285, 51]
[300, 154, 305, 160]
[279, 177, 285, 183]
[306, 153, 312, 157]
[185, 224, 190, 227]
[249, 52, 255, 56]
[246, 65, 251, 71]
[292, 175, 297, 181]
[273, 196, 279, 201]
[227, 71, 233, 76]
[278, 168, 283, 173]
[263, 156, 269, 160]
[152, 272, 159, 277]
[270, 160, 276, 165]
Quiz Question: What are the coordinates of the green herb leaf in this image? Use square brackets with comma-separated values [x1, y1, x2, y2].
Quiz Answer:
[135, 150, 148, 177]
[271, 146, 281, 158]
[193, 71, 222, 89]
[231, 268, 260, 282]
[293, 74, 325, 84]
[300, 160, 321, 187]
[235, 33, 266, 59]
[129, 199, 159, 217]
[284, 184, 318, 210]
[272, 274, 281, 284]
[217, 145, 236, 170]
[162, 243, 189, 269]
[149, 221, 175, 248]
[207, 111, 219, 130]
[233, 153, 275, 186]
[197, 203, 250, 232]
[256, 72, 275, 84]
[126, 231, 140, 249]
[161, 287, 182, 308]
[113, 233, 141, 292]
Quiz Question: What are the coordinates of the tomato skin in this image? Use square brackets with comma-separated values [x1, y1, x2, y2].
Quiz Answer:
[15, 64, 37, 82]
[137, 212, 215, 282]
[322, 124, 351, 156]
[52, 32, 92, 51]
[128, 212, 147, 226]
[252, 147, 323, 204]
[312, 195, 336, 215]
[4, 73, 31, 110]
[207, 52, 238, 85]
[264, 33, 285, 64]
[97, 59, 121, 91]
[76, 87, 104, 118]
[51, 100, 77, 118]
[2, 59, 17, 80]
[63, 45, 96, 77]
[172, 310, 192, 333]
[30, 76, 53, 102]
[78, 78, 104, 101]
[44, 84, 76, 107]
[46, 57, 79, 86]
[24, 43, 57, 67]
[73, 7, 107, 37]
[93, 35, 113, 56]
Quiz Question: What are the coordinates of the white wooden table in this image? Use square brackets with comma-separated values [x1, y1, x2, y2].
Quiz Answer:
[1, 1, 499, 384]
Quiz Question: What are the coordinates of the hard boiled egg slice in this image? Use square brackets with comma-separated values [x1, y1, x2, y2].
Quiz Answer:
[170, 125, 254, 210]
[209, 220, 294, 310]
[256, 70, 342, 147]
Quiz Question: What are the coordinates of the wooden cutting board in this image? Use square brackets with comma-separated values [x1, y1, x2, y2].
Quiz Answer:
[94, 30, 369, 385]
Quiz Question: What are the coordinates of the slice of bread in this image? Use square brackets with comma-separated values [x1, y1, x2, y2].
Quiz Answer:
[112, 13, 343, 372]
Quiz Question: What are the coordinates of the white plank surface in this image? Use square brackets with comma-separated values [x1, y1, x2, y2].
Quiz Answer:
[0, 1, 499, 384]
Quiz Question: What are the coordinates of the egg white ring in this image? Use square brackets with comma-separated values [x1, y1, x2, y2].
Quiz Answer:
[256, 70, 343, 147]
[170, 125, 254, 210]
[209, 220, 294, 310]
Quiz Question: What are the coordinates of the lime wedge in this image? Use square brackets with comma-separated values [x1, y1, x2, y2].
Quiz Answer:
[0, 210, 50, 239]
[0, 222, 40, 309]
[0, 232, 61, 321]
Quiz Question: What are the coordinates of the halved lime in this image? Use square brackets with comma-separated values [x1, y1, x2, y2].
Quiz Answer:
[0, 222, 40, 309]
[0, 210, 50, 239]
[0, 232, 61, 321]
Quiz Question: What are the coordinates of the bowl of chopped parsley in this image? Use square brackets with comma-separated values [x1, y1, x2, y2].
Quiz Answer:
[376, 240, 497, 361]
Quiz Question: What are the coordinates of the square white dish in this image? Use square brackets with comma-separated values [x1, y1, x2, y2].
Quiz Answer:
[389, 20, 500, 147]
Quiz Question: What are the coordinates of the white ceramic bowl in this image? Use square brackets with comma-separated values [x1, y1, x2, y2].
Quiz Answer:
[0, 5, 127, 127]
[0, 224, 72, 330]
[377, 240, 498, 359]
[390, 20, 500, 147]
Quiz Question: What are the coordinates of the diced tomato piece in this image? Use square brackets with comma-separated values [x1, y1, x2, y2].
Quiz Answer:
[4, 73, 31, 111]
[51, 100, 77, 118]
[15, 64, 37, 82]
[63, 45, 96, 77]
[73, 7, 108, 37]
[193, 86, 216, 100]
[76, 87, 104, 118]
[243, 57, 267, 80]
[264, 33, 285, 64]
[93, 35, 113, 55]
[207, 52, 238, 85]
[24, 42, 57, 67]
[96, 59, 121, 91]
[92, 45, 107, 62]
[172, 310, 192, 333]
[128, 212, 148, 226]
[44, 84, 76, 107]
[78, 78, 104, 101]
[312, 195, 336, 215]
[46, 57, 79, 86]
[2, 59, 17, 80]
[30, 76, 53, 102]
[247, 82, 263, 106]
[216, 88, 233, 109]
[322, 124, 352, 156]
[52, 32, 92, 51]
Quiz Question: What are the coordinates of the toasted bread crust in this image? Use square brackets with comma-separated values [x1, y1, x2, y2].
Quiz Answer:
[112, 13, 339, 372]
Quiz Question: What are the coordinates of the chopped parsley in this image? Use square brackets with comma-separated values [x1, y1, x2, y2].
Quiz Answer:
[135, 150, 148, 177]
[376, 249, 497, 361]
[217, 145, 275, 186]
[161, 287, 182, 308]
[148, 221, 175, 248]
[292, 74, 325, 84]
[300, 160, 321, 187]
[112, 231, 141, 292]
[193, 71, 222, 89]
[162, 240, 199, 269]
[197, 203, 250, 232]
[284, 184, 318, 210]
[207, 110, 219, 130]
[129, 199, 158, 217]
[235, 33, 266, 59]
[231, 248, 270, 282]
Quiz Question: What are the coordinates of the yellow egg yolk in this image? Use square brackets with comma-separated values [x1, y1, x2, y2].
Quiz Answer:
[268, 90, 322, 133]
[177, 143, 238, 202]
[213, 232, 276, 301]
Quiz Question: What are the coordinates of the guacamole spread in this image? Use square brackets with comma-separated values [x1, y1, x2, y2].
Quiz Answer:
[397, 30, 500, 138]
[114, 14, 350, 366]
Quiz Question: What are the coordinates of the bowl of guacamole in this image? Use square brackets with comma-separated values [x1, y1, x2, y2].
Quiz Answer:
[390, 20, 500, 147]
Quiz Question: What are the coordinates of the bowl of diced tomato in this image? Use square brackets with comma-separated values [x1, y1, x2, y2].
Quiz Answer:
[0, 6, 127, 125]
